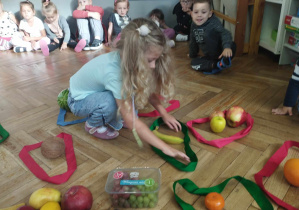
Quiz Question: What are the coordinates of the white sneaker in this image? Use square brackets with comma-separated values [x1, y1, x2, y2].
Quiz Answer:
[167, 40, 175, 48]
[175, 34, 188, 42]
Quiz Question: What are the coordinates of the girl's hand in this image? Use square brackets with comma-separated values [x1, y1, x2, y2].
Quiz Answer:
[162, 146, 190, 163]
[31, 41, 36, 49]
[272, 106, 293, 116]
[219, 48, 232, 59]
[54, 38, 59, 43]
[161, 113, 182, 132]
[60, 42, 67, 51]
[23, 36, 31, 42]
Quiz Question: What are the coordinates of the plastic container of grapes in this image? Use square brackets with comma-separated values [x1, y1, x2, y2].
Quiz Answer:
[105, 167, 161, 208]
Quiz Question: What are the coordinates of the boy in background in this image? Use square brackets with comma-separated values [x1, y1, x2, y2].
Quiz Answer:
[73, 0, 104, 50]
[189, 0, 236, 74]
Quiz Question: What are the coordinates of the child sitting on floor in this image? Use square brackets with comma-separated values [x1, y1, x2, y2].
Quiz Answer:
[0, 0, 19, 51]
[41, 0, 86, 54]
[107, 0, 131, 47]
[173, 0, 193, 41]
[189, 0, 236, 74]
[72, 0, 104, 50]
[149, 8, 175, 48]
[272, 60, 299, 116]
[11, 0, 50, 56]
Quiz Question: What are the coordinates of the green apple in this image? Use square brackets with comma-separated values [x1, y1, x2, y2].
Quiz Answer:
[210, 116, 226, 133]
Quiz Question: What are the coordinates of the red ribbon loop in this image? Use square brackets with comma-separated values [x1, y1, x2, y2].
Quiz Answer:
[19, 132, 77, 184]
[186, 111, 254, 148]
[254, 141, 299, 210]
[138, 100, 180, 117]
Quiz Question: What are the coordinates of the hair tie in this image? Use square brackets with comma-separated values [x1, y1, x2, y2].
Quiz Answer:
[136, 25, 151, 36]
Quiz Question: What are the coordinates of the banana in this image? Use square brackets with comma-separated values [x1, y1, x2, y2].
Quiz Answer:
[152, 126, 184, 144]
[0, 203, 25, 210]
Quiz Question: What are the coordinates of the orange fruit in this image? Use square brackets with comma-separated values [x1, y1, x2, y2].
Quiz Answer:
[205, 192, 225, 210]
[284, 158, 299, 187]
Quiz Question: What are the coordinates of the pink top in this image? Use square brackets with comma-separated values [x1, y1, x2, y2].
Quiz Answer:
[72, 5, 104, 20]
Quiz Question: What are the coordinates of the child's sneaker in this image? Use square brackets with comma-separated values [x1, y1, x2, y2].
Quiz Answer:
[74, 39, 86, 53]
[40, 39, 49, 56]
[191, 58, 213, 71]
[85, 122, 119, 139]
[167, 40, 175, 48]
[90, 39, 102, 50]
[13, 47, 27, 53]
[175, 34, 188, 41]
[217, 57, 231, 70]
[83, 44, 90, 51]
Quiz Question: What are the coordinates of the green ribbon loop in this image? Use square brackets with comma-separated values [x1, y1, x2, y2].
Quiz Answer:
[0, 124, 9, 143]
[150, 117, 198, 172]
[173, 176, 273, 210]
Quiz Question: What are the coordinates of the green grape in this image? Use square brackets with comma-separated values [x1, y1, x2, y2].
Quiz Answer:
[129, 194, 137, 202]
[151, 196, 158, 204]
[137, 196, 144, 203]
[149, 201, 156, 208]
[148, 193, 156, 200]
[144, 202, 149, 208]
[137, 203, 144, 208]
[131, 203, 137, 208]
[153, 182, 159, 190]
[137, 185, 143, 190]
[143, 196, 150, 205]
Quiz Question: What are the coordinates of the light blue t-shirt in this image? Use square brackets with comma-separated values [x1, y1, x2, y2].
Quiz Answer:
[69, 51, 122, 100]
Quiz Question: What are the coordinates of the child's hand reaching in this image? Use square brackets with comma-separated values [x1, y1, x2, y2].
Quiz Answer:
[219, 48, 232, 59]
[161, 113, 182, 132]
[272, 106, 293, 116]
[162, 146, 190, 163]
[60, 42, 68, 51]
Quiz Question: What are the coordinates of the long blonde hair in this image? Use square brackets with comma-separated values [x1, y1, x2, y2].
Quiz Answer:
[116, 18, 174, 110]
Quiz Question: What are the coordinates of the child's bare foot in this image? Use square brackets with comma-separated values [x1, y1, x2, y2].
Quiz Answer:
[271, 106, 293, 116]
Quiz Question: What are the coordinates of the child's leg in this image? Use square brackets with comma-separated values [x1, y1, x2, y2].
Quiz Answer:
[0, 38, 12, 50]
[163, 28, 175, 40]
[77, 18, 91, 47]
[67, 90, 122, 139]
[191, 56, 215, 71]
[11, 36, 33, 52]
[67, 38, 86, 53]
[89, 19, 103, 50]
[47, 39, 60, 52]
[36, 37, 51, 56]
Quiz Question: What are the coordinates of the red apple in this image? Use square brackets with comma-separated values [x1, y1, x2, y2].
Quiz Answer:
[209, 110, 225, 121]
[17, 206, 35, 210]
[210, 116, 226, 133]
[226, 106, 247, 127]
[61, 185, 93, 210]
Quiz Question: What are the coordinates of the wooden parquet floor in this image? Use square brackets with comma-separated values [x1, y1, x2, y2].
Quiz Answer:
[1, 42, 299, 210]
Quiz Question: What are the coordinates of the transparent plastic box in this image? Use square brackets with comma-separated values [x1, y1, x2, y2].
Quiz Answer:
[105, 168, 161, 208]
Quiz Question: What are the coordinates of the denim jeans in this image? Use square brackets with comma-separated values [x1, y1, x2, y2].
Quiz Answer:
[67, 91, 123, 130]
[77, 18, 103, 44]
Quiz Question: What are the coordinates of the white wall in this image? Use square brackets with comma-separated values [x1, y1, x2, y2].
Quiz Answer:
[2, 0, 179, 36]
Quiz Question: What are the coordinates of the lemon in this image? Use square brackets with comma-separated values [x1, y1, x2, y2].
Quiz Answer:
[40, 201, 61, 210]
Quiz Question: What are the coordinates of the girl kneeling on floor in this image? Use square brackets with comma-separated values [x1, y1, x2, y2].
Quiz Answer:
[68, 18, 190, 163]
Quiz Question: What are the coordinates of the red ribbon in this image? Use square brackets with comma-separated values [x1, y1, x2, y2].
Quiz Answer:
[186, 111, 254, 148]
[19, 133, 77, 184]
[254, 141, 299, 210]
[138, 100, 180, 117]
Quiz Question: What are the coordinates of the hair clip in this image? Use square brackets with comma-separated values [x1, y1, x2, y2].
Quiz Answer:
[136, 25, 151, 36]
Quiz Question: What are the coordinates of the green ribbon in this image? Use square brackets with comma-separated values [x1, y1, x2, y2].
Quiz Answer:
[173, 176, 273, 210]
[0, 124, 9, 143]
[150, 117, 198, 172]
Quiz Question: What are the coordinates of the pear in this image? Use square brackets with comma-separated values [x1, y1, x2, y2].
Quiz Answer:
[29, 188, 61, 209]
